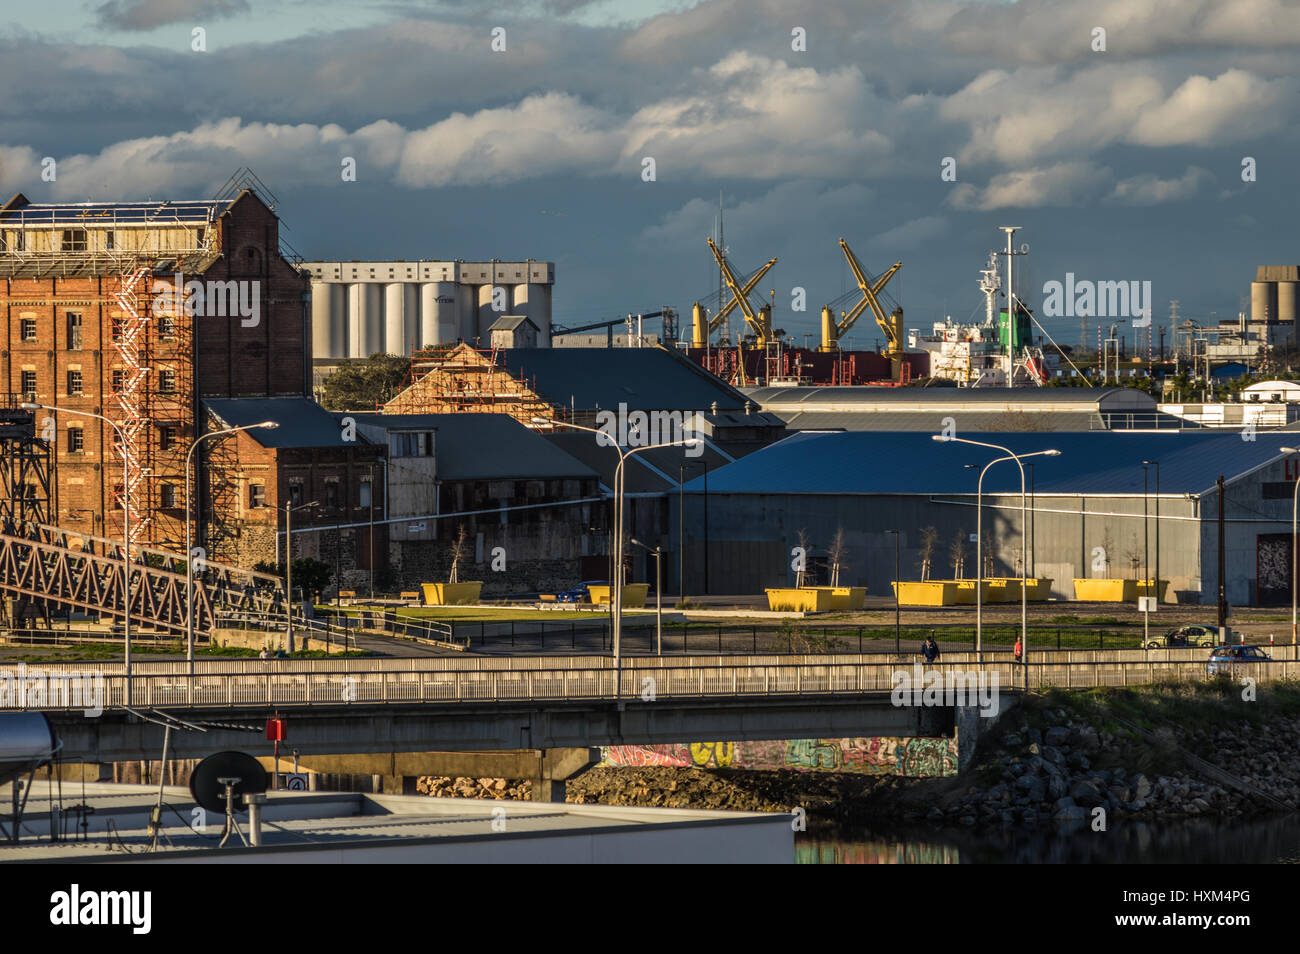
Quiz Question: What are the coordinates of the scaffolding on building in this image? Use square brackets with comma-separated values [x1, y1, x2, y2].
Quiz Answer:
[387, 344, 556, 423]
[0, 195, 219, 548]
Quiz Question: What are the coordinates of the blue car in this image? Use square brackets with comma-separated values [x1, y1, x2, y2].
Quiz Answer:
[1206, 644, 1272, 676]
[555, 580, 607, 603]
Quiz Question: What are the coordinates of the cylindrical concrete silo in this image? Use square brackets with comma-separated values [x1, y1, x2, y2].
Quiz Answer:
[456, 284, 475, 343]
[478, 283, 512, 344]
[384, 283, 411, 355]
[328, 283, 345, 359]
[310, 280, 334, 360]
[1277, 281, 1298, 323]
[1252, 281, 1278, 322]
[513, 284, 552, 347]
[403, 282, 419, 353]
[349, 283, 382, 358]
[419, 281, 458, 347]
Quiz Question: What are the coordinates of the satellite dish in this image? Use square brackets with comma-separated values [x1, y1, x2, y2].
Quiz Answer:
[189, 751, 268, 814]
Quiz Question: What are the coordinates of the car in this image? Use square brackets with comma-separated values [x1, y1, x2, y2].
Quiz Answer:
[554, 580, 607, 604]
[1146, 624, 1220, 649]
[1206, 644, 1272, 676]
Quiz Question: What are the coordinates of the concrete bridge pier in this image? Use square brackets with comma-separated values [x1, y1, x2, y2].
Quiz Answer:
[291, 748, 602, 803]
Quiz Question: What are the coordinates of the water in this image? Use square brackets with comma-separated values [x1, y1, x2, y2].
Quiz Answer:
[796, 814, 1300, 864]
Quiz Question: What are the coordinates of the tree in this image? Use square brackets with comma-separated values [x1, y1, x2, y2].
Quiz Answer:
[794, 528, 811, 588]
[827, 527, 848, 588]
[448, 524, 469, 583]
[918, 526, 939, 581]
[318, 353, 411, 410]
[254, 557, 333, 602]
[949, 530, 966, 579]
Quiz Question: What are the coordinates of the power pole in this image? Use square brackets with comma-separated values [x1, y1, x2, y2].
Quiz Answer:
[1217, 475, 1227, 629]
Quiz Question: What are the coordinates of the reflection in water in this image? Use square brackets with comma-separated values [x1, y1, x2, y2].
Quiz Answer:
[798, 814, 1300, 864]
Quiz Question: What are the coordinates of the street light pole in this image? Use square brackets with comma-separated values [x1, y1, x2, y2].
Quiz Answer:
[631, 538, 663, 654]
[1142, 462, 1151, 649]
[1281, 447, 1300, 645]
[24, 402, 134, 704]
[536, 417, 698, 695]
[185, 421, 277, 675]
[886, 529, 900, 654]
[935, 435, 1061, 674]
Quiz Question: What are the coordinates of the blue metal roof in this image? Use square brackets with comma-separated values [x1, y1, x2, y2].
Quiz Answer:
[205, 398, 362, 449]
[499, 347, 746, 412]
[685, 430, 1289, 496]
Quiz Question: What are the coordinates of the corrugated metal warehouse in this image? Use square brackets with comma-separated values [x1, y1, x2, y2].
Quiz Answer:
[673, 430, 1300, 607]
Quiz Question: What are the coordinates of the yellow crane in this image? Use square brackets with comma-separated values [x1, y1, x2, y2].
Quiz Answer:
[696, 237, 776, 347]
[821, 239, 904, 374]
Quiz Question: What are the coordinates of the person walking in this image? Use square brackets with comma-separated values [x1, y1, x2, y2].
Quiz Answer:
[922, 634, 941, 664]
[258, 647, 270, 661]
[1013, 637, 1023, 662]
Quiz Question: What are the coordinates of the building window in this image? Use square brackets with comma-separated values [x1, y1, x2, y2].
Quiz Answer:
[105, 230, 115, 250]
[289, 483, 304, 507]
[61, 229, 87, 252]
[1262, 482, 1295, 500]
[158, 316, 176, 337]
[111, 369, 124, 392]
[110, 318, 124, 343]
[66, 370, 83, 396]
[160, 483, 177, 508]
[67, 427, 83, 453]
[159, 369, 176, 392]
[20, 319, 36, 342]
[324, 481, 339, 510]
[66, 313, 82, 350]
[392, 431, 432, 457]
[20, 371, 36, 397]
[359, 480, 372, 508]
[158, 425, 176, 451]
[249, 483, 266, 509]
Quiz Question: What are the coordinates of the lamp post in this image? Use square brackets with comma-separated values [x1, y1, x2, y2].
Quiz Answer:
[283, 499, 319, 653]
[631, 538, 663, 654]
[24, 402, 135, 704]
[1280, 447, 1300, 645]
[1142, 459, 1160, 605]
[184, 421, 277, 674]
[533, 417, 699, 695]
[933, 435, 1060, 672]
[679, 461, 706, 600]
[885, 529, 900, 654]
[1026, 461, 1036, 577]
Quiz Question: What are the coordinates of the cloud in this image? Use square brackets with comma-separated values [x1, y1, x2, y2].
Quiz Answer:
[938, 0, 1300, 64]
[867, 214, 948, 251]
[95, 0, 250, 30]
[639, 181, 874, 247]
[942, 64, 1295, 166]
[1105, 166, 1212, 205]
[948, 161, 1111, 210]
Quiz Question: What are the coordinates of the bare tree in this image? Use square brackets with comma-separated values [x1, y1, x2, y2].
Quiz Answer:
[448, 524, 468, 584]
[949, 531, 966, 579]
[827, 527, 848, 588]
[794, 528, 812, 588]
[982, 529, 997, 577]
[1099, 528, 1114, 578]
[918, 526, 939, 581]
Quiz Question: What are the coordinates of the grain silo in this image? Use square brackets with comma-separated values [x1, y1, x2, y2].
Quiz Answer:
[419, 281, 459, 347]
[1251, 281, 1277, 323]
[310, 279, 345, 358]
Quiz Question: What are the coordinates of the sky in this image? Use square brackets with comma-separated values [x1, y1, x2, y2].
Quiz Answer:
[2, 0, 1298, 348]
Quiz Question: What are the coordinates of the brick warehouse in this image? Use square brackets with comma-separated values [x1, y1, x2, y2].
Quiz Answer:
[0, 184, 336, 565]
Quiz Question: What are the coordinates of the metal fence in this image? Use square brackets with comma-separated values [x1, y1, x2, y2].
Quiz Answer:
[8, 657, 1299, 711]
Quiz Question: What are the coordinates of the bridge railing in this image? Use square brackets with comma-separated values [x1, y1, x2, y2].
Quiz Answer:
[9, 658, 1300, 711]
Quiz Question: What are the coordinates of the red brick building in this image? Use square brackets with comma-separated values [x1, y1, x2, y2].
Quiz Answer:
[0, 187, 310, 553]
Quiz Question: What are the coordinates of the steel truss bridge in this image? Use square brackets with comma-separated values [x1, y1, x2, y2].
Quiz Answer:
[0, 404, 287, 635]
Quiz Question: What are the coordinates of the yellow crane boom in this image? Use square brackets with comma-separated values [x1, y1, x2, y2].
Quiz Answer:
[827, 238, 903, 356]
[706, 237, 775, 345]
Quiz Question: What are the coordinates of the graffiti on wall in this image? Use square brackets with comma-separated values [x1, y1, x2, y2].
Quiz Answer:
[601, 736, 958, 777]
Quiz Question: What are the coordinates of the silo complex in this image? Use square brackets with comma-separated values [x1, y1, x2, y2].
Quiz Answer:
[299, 260, 555, 364]
[1251, 281, 1277, 323]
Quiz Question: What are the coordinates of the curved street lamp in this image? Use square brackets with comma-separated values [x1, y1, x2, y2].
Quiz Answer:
[933, 435, 1061, 678]
[185, 421, 278, 673]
